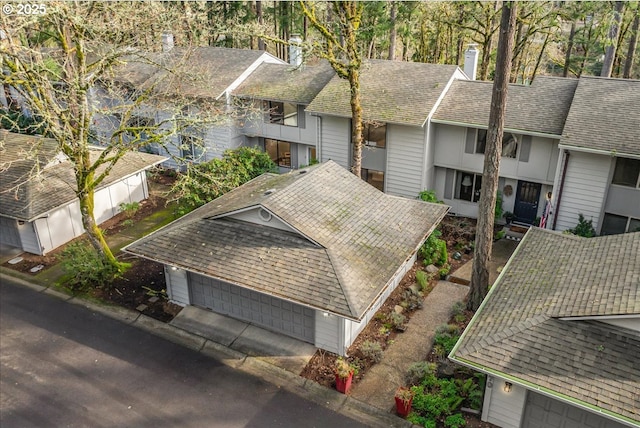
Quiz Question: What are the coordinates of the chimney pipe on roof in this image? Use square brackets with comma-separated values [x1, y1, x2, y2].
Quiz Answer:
[161, 33, 174, 53]
[289, 34, 303, 67]
[464, 43, 479, 81]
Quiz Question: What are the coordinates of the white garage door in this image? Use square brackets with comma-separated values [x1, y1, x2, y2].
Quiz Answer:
[522, 391, 628, 428]
[189, 273, 315, 343]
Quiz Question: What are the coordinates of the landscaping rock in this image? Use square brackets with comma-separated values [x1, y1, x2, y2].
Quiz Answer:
[425, 264, 439, 274]
[394, 305, 404, 314]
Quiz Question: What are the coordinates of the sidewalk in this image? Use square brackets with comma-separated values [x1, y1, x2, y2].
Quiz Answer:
[350, 281, 469, 411]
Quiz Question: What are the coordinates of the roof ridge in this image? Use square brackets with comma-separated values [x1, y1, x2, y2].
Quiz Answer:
[324, 247, 358, 319]
[464, 314, 548, 355]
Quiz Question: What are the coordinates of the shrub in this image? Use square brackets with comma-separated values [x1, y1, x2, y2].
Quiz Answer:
[389, 311, 406, 330]
[567, 214, 596, 237]
[415, 270, 428, 290]
[170, 146, 276, 215]
[438, 263, 451, 279]
[495, 229, 506, 240]
[450, 301, 465, 318]
[434, 324, 461, 355]
[494, 191, 503, 219]
[420, 230, 448, 267]
[444, 413, 467, 428]
[61, 243, 123, 293]
[418, 190, 443, 204]
[406, 361, 437, 385]
[360, 340, 383, 363]
[407, 414, 437, 428]
[119, 201, 140, 219]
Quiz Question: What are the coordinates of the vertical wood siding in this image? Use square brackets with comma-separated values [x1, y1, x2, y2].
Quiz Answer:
[314, 311, 340, 354]
[482, 376, 527, 428]
[555, 151, 611, 232]
[165, 265, 189, 305]
[319, 116, 350, 168]
[386, 125, 426, 198]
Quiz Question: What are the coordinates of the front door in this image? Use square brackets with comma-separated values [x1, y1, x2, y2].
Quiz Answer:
[514, 181, 541, 224]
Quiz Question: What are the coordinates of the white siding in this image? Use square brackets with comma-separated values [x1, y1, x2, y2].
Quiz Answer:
[227, 207, 298, 233]
[41, 205, 77, 253]
[482, 376, 526, 428]
[555, 151, 611, 232]
[386, 124, 426, 198]
[340, 253, 418, 354]
[433, 124, 559, 184]
[165, 266, 189, 305]
[314, 311, 341, 355]
[319, 116, 350, 168]
[516, 136, 558, 184]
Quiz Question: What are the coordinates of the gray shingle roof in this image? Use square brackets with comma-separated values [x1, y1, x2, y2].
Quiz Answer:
[233, 61, 335, 104]
[561, 76, 640, 157]
[115, 47, 282, 100]
[306, 60, 460, 126]
[125, 161, 449, 319]
[450, 228, 640, 424]
[432, 76, 578, 136]
[0, 132, 167, 221]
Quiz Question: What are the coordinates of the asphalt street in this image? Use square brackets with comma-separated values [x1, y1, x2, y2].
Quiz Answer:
[0, 278, 367, 427]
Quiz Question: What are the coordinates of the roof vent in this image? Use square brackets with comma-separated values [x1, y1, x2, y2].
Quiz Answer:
[263, 188, 276, 196]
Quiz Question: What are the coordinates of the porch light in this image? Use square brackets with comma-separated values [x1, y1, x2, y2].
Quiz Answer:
[504, 382, 512, 393]
[462, 175, 472, 187]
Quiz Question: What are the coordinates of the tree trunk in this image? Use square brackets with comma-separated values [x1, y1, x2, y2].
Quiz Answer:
[601, 1, 625, 77]
[563, 21, 576, 77]
[388, 1, 397, 60]
[623, 8, 639, 78]
[467, 1, 517, 311]
[257, 1, 265, 50]
[77, 166, 122, 270]
[349, 68, 363, 178]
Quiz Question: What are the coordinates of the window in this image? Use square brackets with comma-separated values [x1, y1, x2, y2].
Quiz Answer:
[601, 213, 640, 235]
[456, 172, 482, 202]
[265, 139, 291, 167]
[363, 122, 386, 148]
[362, 168, 384, 191]
[474, 130, 519, 159]
[180, 135, 204, 161]
[475, 129, 487, 154]
[612, 157, 640, 188]
[264, 101, 298, 127]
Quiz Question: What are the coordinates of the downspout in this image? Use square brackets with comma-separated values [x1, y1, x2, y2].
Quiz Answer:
[552, 150, 570, 230]
[316, 115, 322, 162]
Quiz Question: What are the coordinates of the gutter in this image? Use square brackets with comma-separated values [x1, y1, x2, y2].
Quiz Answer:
[430, 118, 562, 140]
[558, 144, 640, 160]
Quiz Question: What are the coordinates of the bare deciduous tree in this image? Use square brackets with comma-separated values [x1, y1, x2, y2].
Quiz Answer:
[0, 2, 216, 272]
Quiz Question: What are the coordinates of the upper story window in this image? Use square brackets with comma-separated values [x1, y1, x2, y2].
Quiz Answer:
[473, 129, 519, 159]
[612, 157, 640, 188]
[601, 213, 640, 235]
[363, 122, 386, 148]
[264, 101, 298, 127]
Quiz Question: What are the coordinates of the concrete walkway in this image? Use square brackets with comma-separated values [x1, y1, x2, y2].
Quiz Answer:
[350, 281, 469, 411]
